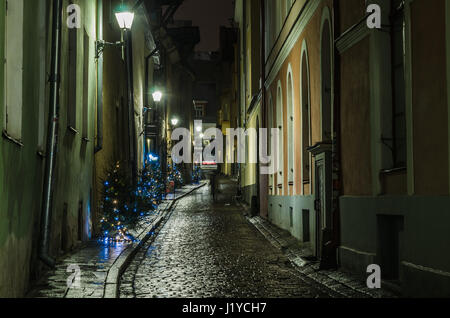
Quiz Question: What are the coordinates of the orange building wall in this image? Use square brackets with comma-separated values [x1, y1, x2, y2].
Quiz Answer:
[266, 1, 332, 197]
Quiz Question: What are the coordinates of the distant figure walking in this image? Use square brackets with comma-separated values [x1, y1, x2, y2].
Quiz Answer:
[210, 173, 217, 202]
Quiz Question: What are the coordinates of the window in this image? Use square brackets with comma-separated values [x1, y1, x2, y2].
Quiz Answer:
[268, 95, 274, 193]
[4, 0, 24, 140]
[301, 46, 311, 185]
[276, 82, 284, 195]
[82, 30, 90, 139]
[194, 103, 206, 118]
[389, 0, 406, 168]
[67, 26, 77, 130]
[287, 69, 294, 188]
[321, 17, 333, 141]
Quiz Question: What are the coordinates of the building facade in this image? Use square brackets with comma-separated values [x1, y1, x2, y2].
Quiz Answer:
[234, 0, 450, 296]
[337, 0, 450, 297]
[0, 0, 99, 297]
[0, 0, 158, 297]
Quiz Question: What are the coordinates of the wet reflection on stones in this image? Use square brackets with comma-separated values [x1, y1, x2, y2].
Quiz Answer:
[119, 178, 331, 298]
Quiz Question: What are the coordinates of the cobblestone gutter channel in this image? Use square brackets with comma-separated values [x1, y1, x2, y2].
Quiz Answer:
[27, 182, 206, 298]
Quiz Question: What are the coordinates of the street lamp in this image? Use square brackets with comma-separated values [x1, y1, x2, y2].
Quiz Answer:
[95, 5, 135, 58]
[152, 90, 163, 103]
[115, 7, 134, 30]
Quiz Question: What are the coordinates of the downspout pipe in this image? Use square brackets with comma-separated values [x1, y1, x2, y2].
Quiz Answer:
[332, 0, 342, 260]
[259, 0, 267, 218]
[95, 0, 103, 154]
[145, 46, 159, 107]
[238, 0, 246, 194]
[39, 0, 63, 268]
[143, 47, 159, 156]
[125, 30, 137, 183]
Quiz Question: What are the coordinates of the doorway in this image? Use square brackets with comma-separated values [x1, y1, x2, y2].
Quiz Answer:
[312, 148, 332, 259]
[78, 201, 83, 242]
[61, 203, 69, 252]
[377, 215, 404, 283]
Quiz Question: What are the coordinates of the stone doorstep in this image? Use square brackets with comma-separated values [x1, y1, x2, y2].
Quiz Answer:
[101, 182, 207, 299]
[246, 214, 397, 298]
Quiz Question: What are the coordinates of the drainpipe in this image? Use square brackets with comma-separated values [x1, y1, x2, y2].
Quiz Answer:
[125, 29, 137, 183]
[145, 47, 159, 107]
[40, 0, 63, 268]
[259, 0, 267, 218]
[95, 0, 103, 154]
[238, 0, 246, 195]
[143, 47, 159, 156]
[332, 0, 342, 262]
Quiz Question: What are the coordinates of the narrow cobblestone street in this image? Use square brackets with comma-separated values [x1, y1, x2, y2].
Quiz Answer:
[119, 181, 336, 298]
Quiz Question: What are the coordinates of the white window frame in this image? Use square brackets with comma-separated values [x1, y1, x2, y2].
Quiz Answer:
[286, 65, 295, 192]
[300, 40, 311, 194]
[276, 80, 284, 195]
[268, 93, 274, 194]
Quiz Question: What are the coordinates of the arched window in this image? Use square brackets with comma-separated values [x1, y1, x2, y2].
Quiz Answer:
[321, 9, 333, 141]
[287, 67, 294, 191]
[268, 94, 274, 194]
[300, 42, 311, 190]
[276, 81, 284, 195]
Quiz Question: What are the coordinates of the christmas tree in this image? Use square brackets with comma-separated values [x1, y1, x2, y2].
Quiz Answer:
[99, 157, 167, 243]
[192, 164, 201, 184]
[168, 163, 184, 188]
[99, 161, 137, 242]
[136, 157, 165, 211]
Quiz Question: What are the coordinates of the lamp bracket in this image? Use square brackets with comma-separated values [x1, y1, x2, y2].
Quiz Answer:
[95, 40, 125, 59]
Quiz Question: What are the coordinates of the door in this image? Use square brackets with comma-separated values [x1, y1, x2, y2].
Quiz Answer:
[313, 151, 332, 259]
[314, 161, 325, 258]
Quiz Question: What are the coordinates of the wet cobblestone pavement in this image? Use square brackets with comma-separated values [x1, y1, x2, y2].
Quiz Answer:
[119, 183, 335, 298]
[27, 184, 204, 298]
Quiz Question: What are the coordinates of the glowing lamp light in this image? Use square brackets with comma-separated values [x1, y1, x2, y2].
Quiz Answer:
[152, 91, 163, 102]
[196, 126, 202, 132]
[171, 118, 179, 126]
[115, 7, 134, 30]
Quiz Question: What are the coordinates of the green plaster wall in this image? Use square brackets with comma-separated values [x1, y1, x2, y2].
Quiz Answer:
[0, 0, 98, 297]
[0, 0, 48, 297]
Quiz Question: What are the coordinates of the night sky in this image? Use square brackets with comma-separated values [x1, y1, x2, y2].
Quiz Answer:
[174, 0, 235, 52]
